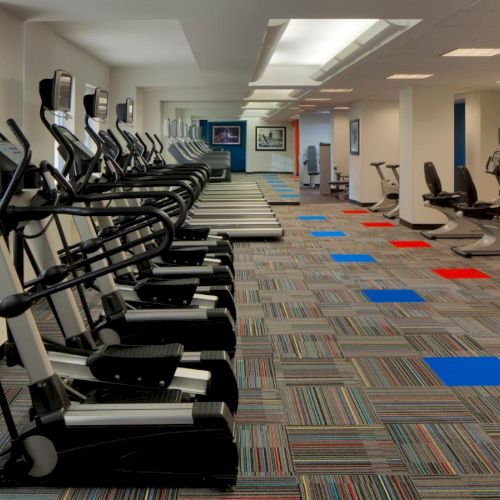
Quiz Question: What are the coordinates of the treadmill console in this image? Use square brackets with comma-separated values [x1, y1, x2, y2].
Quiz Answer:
[0, 136, 40, 195]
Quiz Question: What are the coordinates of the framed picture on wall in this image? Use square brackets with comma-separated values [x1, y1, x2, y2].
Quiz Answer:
[350, 119, 360, 155]
[255, 126, 286, 151]
[212, 126, 241, 145]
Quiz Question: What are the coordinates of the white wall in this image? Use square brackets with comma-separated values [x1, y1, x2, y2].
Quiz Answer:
[399, 86, 454, 225]
[465, 91, 500, 201]
[348, 100, 399, 203]
[246, 119, 294, 173]
[299, 112, 333, 185]
[23, 22, 110, 165]
[0, 8, 23, 128]
[333, 110, 349, 176]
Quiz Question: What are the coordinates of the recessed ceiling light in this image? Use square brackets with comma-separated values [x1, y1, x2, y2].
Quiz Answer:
[442, 48, 500, 57]
[334, 106, 350, 110]
[304, 98, 331, 101]
[320, 88, 354, 93]
[386, 74, 433, 79]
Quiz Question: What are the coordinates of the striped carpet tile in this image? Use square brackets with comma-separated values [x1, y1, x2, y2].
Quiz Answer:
[235, 290, 260, 304]
[237, 425, 295, 477]
[475, 337, 500, 356]
[416, 289, 472, 304]
[388, 317, 462, 335]
[287, 426, 407, 474]
[237, 318, 267, 336]
[237, 304, 264, 317]
[277, 360, 360, 386]
[235, 269, 256, 282]
[328, 317, 399, 336]
[431, 303, 500, 317]
[318, 304, 383, 318]
[60, 489, 178, 499]
[386, 424, 500, 475]
[271, 334, 342, 359]
[375, 303, 435, 319]
[351, 358, 443, 388]
[254, 262, 299, 272]
[366, 388, 476, 423]
[313, 289, 366, 303]
[482, 425, 499, 446]
[266, 319, 334, 335]
[294, 254, 333, 265]
[282, 386, 379, 425]
[257, 278, 308, 291]
[263, 303, 323, 319]
[406, 335, 488, 357]
[179, 478, 300, 499]
[299, 474, 420, 500]
[412, 475, 500, 498]
[235, 358, 276, 388]
[453, 387, 500, 423]
[337, 337, 418, 357]
[236, 337, 273, 358]
[454, 316, 500, 335]
[235, 389, 285, 424]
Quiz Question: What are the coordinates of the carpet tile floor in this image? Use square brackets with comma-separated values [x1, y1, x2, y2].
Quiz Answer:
[0, 176, 499, 499]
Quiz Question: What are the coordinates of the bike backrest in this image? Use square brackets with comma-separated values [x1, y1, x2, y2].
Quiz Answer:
[424, 162, 442, 195]
[456, 166, 478, 205]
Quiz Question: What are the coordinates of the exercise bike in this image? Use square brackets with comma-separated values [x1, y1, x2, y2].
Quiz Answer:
[368, 162, 399, 213]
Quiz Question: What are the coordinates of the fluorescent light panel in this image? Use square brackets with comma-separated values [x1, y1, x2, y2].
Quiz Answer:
[334, 106, 350, 110]
[386, 73, 433, 79]
[320, 88, 354, 93]
[269, 19, 378, 66]
[243, 101, 283, 109]
[442, 48, 500, 57]
[240, 109, 272, 117]
[304, 98, 331, 101]
[246, 88, 297, 100]
[300, 104, 316, 107]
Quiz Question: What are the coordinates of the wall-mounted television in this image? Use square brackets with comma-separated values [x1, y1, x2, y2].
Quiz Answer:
[212, 126, 241, 145]
[126, 98, 134, 124]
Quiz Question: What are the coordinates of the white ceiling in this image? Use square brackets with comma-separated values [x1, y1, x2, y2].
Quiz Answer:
[3, 0, 500, 121]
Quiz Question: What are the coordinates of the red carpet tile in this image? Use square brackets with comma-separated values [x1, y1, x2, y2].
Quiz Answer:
[433, 268, 492, 280]
[390, 241, 432, 248]
[362, 222, 395, 228]
[343, 209, 369, 214]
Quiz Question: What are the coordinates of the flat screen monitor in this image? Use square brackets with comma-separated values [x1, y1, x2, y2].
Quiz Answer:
[53, 70, 73, 113]
[126, 98, 134, 124]
[486, 151, 500, 173]
[95, 88, 108, 120]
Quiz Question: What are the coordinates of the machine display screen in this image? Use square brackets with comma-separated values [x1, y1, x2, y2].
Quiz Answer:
[486, 151, 500, 173]
[54, 70, 73, 112]
[127, 98, 134, 124]
[96, 89, 108, 120]
[0, 140, 22, 165]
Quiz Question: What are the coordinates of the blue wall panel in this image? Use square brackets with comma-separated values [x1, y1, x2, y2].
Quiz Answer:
[208, 121, 247, 172]
[454, 102, 466, 190]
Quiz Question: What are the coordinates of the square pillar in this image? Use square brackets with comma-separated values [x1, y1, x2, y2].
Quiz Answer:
[399, 87, 454, 226]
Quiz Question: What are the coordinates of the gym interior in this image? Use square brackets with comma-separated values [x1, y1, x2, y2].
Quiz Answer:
[0, 0, 498, 498]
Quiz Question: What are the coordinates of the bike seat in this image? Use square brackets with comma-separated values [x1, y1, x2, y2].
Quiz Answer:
[370, 162, 385, 167]
[386, 164, 399, 169]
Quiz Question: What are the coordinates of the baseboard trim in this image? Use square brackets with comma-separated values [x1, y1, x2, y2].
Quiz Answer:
[399, 218, 441, 230]
[348, 198, 374, 207]
[245, 171, 295, 175]
[270, 201, 300, 206]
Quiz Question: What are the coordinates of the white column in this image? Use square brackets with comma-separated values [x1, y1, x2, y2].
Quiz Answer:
[399, 87, 454, 226]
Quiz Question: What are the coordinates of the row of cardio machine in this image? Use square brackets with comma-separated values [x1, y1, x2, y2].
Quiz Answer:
[0, 69, 251, 488]
[99, 105, 283, 240]
[422, 156, 500, 257]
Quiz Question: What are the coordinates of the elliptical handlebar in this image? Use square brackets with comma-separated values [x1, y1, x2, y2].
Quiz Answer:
[0, 119, 32, 213]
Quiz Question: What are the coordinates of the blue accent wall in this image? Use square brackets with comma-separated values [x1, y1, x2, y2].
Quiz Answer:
[454, 102, 466, 190]
[208, 121, 247, 172]
[200, 120, 209, 141]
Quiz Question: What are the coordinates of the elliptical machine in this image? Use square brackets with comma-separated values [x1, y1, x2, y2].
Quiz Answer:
[368, 162, 399, 213]
[0, 118, 238, 488]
